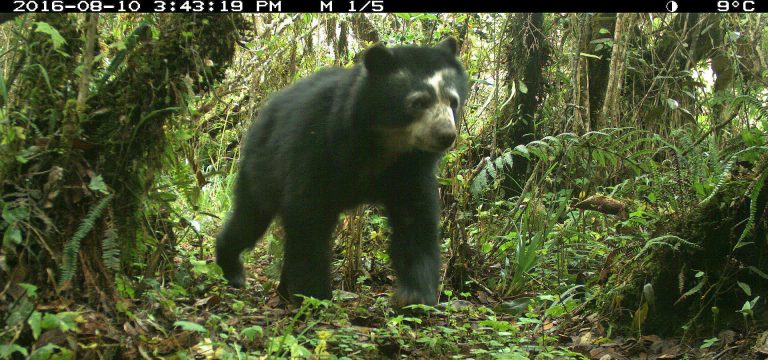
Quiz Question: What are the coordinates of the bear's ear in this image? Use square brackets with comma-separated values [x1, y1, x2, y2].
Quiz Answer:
[436, 37, 459, 56]
[364, 43, 398, 75]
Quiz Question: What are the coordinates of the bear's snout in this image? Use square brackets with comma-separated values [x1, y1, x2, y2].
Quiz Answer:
[433, 124, 457, 150]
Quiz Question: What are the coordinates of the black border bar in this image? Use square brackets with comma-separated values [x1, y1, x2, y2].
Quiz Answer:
[3, 0, 765, 13]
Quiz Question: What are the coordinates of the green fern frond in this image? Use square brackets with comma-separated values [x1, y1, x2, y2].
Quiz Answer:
[633, 235, 701, 261]
[732, 94, 768, 121]
[59, 194, 113, 285]
[101, 227, 120, 271]
[734, 166, 768, 249]
[470, 167, 489, 198]
[699, 159, 734, 206]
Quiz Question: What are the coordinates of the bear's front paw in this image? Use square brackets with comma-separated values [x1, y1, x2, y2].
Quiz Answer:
[218, 260, 246, 288]
[225, 271, 245, 288]
[277, 280, 332, 304]
[392, 286, 438, 308]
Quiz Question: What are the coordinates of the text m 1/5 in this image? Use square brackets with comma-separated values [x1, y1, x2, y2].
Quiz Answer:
[349, 1, 384, 12]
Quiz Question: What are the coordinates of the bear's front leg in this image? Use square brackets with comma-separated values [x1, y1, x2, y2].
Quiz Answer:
[277, 205, 339, 303]
[385, 185, 442, 307]
[216, 199, 275, 288]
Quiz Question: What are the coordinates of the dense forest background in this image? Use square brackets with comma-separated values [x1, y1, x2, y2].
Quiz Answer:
[0, 13, 767, 358]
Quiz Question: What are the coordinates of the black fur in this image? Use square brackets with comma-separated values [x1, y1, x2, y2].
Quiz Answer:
[216, 39, 468, 306]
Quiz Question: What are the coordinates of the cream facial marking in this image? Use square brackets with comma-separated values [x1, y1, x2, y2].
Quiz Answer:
[406, 91, 431, 109]
[424, 69, 458, 98]
[402, 69, 459, 152]
[446, 88, 460, 109]
[378, 68, 461, 153]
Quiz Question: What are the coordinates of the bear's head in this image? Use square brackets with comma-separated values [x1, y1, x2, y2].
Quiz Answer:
[356, 38, 469, 154]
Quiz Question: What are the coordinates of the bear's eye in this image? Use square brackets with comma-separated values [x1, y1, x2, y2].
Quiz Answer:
[448, 95, 460, 110]
[407, 94, 432, 111]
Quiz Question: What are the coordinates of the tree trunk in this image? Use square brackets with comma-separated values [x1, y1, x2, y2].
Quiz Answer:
[599, 13, 634, 128]
[572, 13, 617, 133]
[499, 13, 549, 195]
[1, 14, 243, 305]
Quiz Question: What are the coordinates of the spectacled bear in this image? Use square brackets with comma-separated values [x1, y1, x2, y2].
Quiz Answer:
[216, 38, 468, 307]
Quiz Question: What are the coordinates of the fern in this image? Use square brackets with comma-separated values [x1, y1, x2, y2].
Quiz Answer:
[700, 145, 768, 206]
[470, 154, 514, 198]
[469, 128, 653, 199]
[732, 94, 768, 121]
[513, 144, 530, 159]
[734, 166, 768, 250]
[470, 167, 489, 197]
[101, 227, 120, 271]
[699, 159, 734, 206]
[59, 194, 113, 285]
[632, 235, 701, 261]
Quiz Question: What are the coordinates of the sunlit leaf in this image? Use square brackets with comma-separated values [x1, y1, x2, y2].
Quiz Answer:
[34, 22, 67, 49]
[174, 320, 208, 333]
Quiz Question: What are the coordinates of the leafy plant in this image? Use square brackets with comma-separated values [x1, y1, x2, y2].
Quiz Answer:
[59, 193, 113, 284]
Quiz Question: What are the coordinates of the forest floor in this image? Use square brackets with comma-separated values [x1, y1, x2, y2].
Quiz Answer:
[18, 243, 764, 359]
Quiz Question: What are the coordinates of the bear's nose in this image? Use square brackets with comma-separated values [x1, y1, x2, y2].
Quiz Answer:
[435, 129, 456, 149]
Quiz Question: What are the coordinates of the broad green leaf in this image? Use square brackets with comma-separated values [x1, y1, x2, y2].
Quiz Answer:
[739, 300, 753, 316]
[700, 337, 719, 349]
[2, 204, 30, 223]
[28, 311, 42, 340]
[748, 266, 768, 280]
[666, 98, 679, 110]
[18, 283, 38, 298]
[737, 281, 752, 296]
[15, 146, 40, 164]
[513, 145, 530, 159]
[0, 344, 28, 358]
[486, 161, 497, 180]
[529, 146, 548, 161]
[470, 169, 488, 197]
[34, 22, 67, 49]
[41, 312, 81, 332]
[3, 224, 22, 247]
[290, 343, 312, 358]
[174, 320, 208, 333]
[517, 317, 541, 325]
[28, 344, 72, 360]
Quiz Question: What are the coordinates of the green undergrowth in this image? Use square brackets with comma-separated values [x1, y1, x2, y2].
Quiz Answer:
[3, 245, 589, 359]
